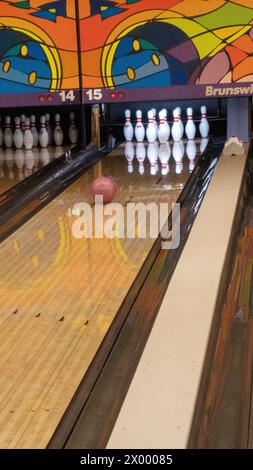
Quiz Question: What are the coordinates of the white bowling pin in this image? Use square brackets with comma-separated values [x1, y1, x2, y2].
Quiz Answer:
[186, 140, 197, 172]
[146, 110, 157, 143]
[4, 116, 13, 148]
[124, 109, 134, 142]
[158, 109, 170, 143]
[39, 115, 49, 148]
[30, 115, 39, 147]
[176, 107, 184, 140]
[159, 143, 171, 176]
[13, 117, 24, 149]
[185, 107, 196, 140]
[199, 105, 209, 138]
[200, 137, 208, 153]
[171, 109, 181, 142]
[23, 117, 33, 150]
[136, 142, 146, 175]
[135, 110, 145, 142]
[54, 113, 64, 146]
[20, 114, 26, 134]
[147, 143, 158, 175]
[0, 117, 3, 147]
[151, 108, 158, 133]
[69, 112, 78, 144]
[45, 113, 53, 145]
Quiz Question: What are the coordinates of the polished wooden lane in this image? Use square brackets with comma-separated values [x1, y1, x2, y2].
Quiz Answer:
[0, 146, 66, 196]
[0, 141, 200, 448]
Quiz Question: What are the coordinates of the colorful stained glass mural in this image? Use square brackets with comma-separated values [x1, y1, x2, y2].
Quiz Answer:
[0, 0, 79, 95]
[80, 0, 253, 96]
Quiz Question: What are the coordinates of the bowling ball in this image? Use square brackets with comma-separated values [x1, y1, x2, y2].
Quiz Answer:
[90, 176, 117, 204]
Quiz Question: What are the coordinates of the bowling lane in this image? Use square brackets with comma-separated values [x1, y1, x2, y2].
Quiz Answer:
[0, 140, 203, 448]
[0, 146, 67, 195]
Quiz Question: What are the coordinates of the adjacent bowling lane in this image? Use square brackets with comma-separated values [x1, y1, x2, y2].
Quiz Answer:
[0, 139, 204, 448]
[0, 146, 67, 195]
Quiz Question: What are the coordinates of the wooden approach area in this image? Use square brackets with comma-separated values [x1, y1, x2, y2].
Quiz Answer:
[0, 141, 198, 448]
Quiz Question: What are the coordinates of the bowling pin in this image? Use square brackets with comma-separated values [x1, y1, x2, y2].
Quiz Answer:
[158, 109, 170, 143]
[23, 117, 33, 150]
[146, 110, 157, 143]
[147, 143, 158, 175]
[159, 143, 171, 176]
[124, 109, 134, 142]
[171, 109, 181, 142]
[176, 107, 184, 140]
[20, 114, 26, 134]
[136, 142, 146, 175]
[186, 140, 197, 172]
[30, 115, 39, 147]
[69, 112, 78, 144]
[54, 113, 64, 146]
[151, 108, 158, 133]
[199, 105, 209, 138]
[45, 113, 53, 145]
[135, 110, 145, 142]
[4, 116, 13, 148]
[13, 117, 24, 149]
[0, 117, 3, 147]
[39, 115, 49, 148]
[185, 107, 196, 140]
[200, 137, 208, 154]
[125, 141, 135, 174]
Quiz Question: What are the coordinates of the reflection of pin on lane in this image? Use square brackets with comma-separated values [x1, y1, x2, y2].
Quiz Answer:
[186, 140, 197, 172]
[159, 143, 171, 176]
[125, 141, 135, 174]
[173, 141, 184, 175]
[40, 148, 50, 166]
[147, 143, 158, 175]
[200, 137, 208, 153]
[136, 142, 146, 175]
[24, 149, 35, 172]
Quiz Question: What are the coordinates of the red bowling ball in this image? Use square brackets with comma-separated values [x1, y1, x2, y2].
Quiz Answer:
[90, 176, 117, 204]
